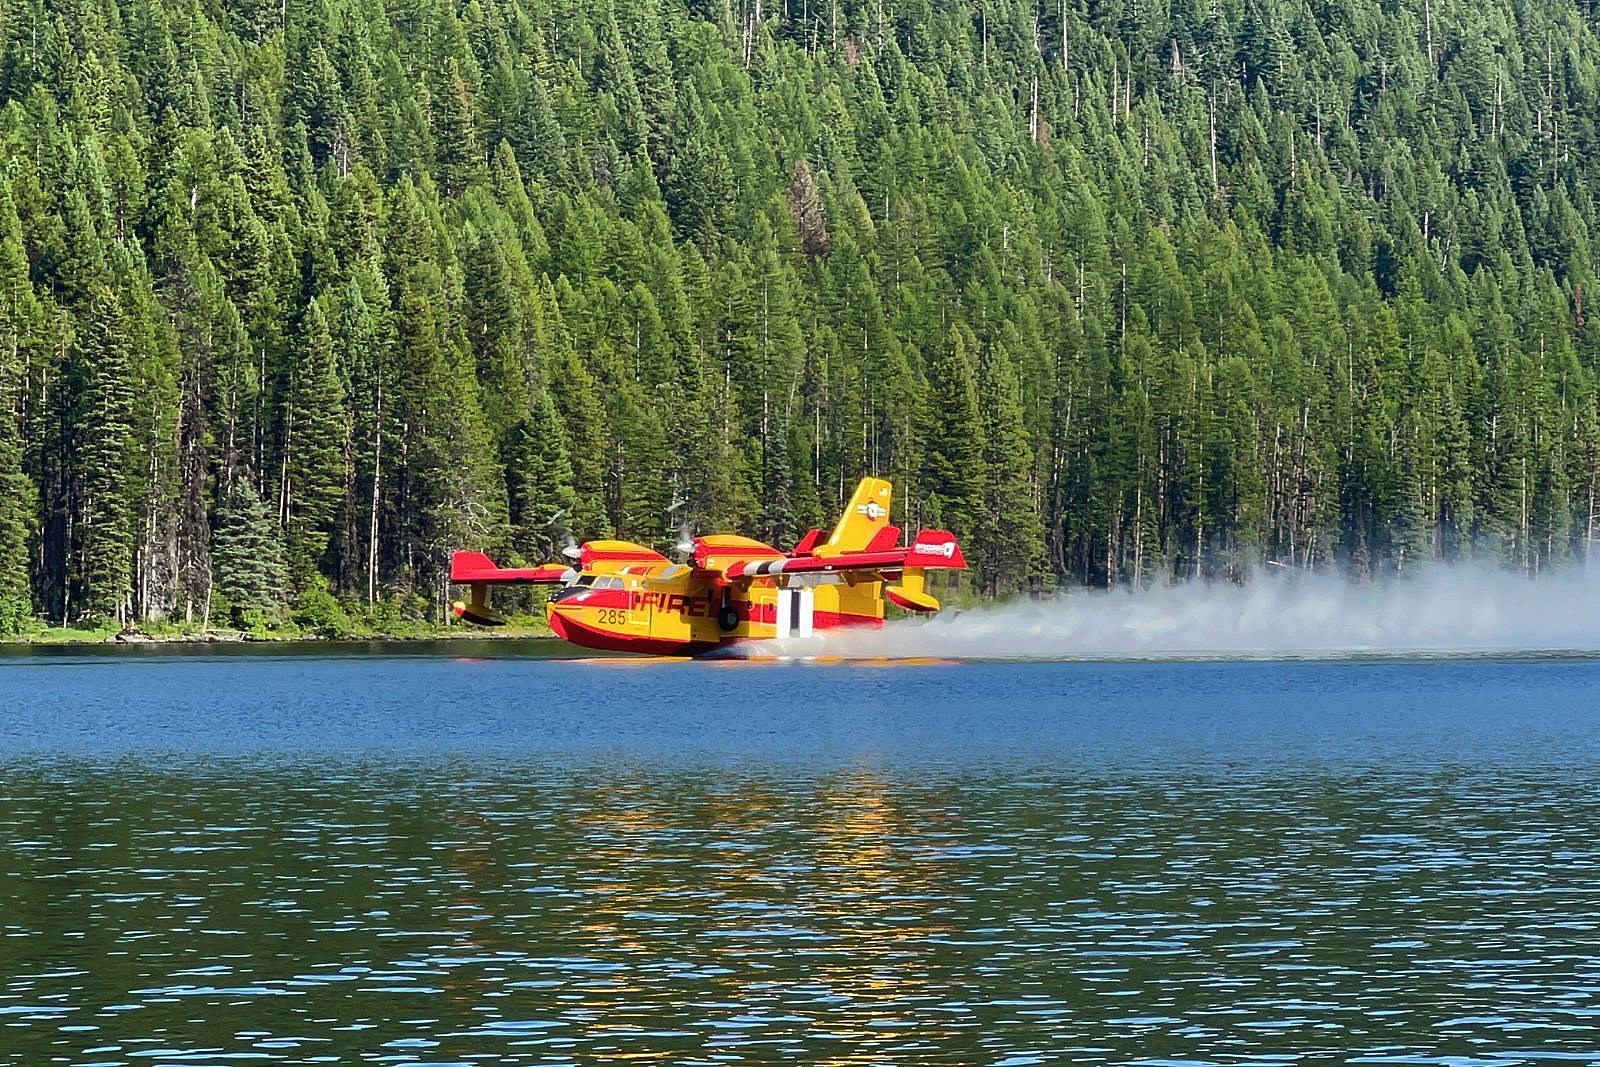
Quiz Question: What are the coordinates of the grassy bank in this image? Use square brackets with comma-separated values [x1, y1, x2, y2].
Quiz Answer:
[2, 616, 553, 645]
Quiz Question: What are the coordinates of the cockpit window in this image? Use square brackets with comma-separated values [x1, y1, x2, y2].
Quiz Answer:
[561, 574, 625, 596]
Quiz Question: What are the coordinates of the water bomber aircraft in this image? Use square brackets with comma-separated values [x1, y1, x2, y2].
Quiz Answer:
[449, 477, 965, 655]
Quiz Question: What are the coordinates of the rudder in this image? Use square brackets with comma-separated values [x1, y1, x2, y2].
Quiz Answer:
[822, 477, 893, 554]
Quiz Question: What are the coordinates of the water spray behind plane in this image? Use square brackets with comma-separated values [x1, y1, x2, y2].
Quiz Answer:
[748, 563, 1600, 661]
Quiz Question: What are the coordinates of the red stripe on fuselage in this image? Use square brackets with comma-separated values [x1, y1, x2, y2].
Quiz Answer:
[548, 599, 882, 657]
[547, 610, 715, 656]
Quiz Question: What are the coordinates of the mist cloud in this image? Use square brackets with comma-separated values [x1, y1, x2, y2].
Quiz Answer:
[747, 565, 1600, 660]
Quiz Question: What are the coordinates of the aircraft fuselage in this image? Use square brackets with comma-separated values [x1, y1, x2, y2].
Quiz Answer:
[544, 564, 883, 655]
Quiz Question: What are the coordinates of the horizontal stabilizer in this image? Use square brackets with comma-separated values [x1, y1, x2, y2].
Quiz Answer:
[907, 529, 966, 569]
[791, 528, 824, 554]
[864, 525, 901, 552]
[722, 529, 966, 579]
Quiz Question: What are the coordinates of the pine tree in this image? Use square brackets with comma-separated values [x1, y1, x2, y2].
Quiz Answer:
[544, 327, 611, 537]
[509, 76, 567, 185]
[0, 319, 32, 633]
[921, 328, 983, 541]
[0, 183, 39, 633]
[503, 389, 578, 562]
[71, 285, 138, 624]
[1393, 418, 1431, 574]
[393, 284, 505, 608]
[212, 479, 288, 627]
[434, 58, 484, 197]
[976, 344, 1046, 597]
[1206, 356, 1266, 578]
[331, 265, 392, 600]
[788, 158, 830, 260]
[283, 300, 348, 577]
[605, 383, 669, 546]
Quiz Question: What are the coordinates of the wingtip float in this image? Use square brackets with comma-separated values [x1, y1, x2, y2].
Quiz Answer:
[449, 477, 966, 656]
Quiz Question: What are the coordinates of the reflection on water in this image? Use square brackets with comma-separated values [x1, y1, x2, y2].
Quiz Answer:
[6, 766, 1600, 1064]
[3, 654, 1600, 1064]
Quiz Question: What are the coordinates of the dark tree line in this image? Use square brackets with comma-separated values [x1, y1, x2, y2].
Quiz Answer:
[0, 0, 1598, 630]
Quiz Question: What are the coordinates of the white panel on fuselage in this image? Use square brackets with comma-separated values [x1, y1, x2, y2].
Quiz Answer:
[775, 587, 815, 639]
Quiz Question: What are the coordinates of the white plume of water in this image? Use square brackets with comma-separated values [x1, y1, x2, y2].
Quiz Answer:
[749, 564, 1600, 660]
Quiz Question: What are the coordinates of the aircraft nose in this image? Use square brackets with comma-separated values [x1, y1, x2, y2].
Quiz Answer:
[545, 600, 574, 641]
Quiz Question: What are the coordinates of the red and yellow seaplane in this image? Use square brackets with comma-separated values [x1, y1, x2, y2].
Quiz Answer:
[449, 477, 965, 655]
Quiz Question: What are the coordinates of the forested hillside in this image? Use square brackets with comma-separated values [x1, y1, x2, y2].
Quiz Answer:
[1, 0, 1598, 631]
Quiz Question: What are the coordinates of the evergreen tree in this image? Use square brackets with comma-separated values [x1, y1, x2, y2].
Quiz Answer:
[0, 348, 30, 632]
[212, 479, 288, 627]
[975, 344, 1046, 597]
[434, 58, 484, 197]
[788, 159, 830, 260]
[283, 300, 348, 577]
[605, 383, 670, 545]
[70, 285, 137, 624]
[920, 328, 982, 542]
[0, 183, 39, 632]
[504, 389, 579, 561]
[545, 332, 611, 537]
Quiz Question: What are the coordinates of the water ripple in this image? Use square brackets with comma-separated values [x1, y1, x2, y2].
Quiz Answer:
[5, 657, 1600, 1063]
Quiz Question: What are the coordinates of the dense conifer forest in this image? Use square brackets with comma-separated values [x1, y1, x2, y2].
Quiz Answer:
[0, 0, 1598, 631]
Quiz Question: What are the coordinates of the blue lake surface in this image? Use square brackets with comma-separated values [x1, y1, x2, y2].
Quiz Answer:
[3, 644, 1600, 1064]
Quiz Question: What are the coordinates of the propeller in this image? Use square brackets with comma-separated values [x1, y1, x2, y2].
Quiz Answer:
[667, 492, 696, 561]
[675, 520, 695, 560]
[561, 532, 581, 561]
[675, 521, 700, 563]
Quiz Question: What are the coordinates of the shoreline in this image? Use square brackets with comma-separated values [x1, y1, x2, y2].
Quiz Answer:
[0, 625, 557, 648]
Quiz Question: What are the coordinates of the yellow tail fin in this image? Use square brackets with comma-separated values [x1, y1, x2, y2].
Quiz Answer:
[821, 477, 894, 555]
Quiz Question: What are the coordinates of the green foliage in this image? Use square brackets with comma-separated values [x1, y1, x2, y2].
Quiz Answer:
[212, 481, 288, 628]
[976, 344, 1047, 597]
[0, 183, 37, 634]
[284, 300, 348, 577]
[504, 390, 579, 562]
[68, 285, 138, 624]
[0, 384, 30, 631]
[2, 0, 1600, 637]
[922, 328, 982, 543]
[292, 580, 355, 638]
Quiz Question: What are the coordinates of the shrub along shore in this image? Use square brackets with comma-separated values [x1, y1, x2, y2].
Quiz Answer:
[0, 618, 553, 645]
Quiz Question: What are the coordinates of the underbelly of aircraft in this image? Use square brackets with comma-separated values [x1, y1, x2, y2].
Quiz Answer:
[546, 597, 883, 656]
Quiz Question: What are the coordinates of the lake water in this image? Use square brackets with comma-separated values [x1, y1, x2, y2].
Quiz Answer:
[3, 643, 1600, 1065]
